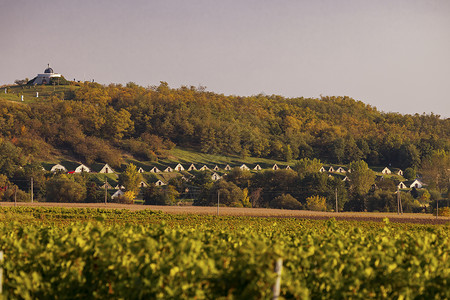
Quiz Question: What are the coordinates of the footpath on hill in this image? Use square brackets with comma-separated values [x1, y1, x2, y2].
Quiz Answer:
[1, 202, 449, 225]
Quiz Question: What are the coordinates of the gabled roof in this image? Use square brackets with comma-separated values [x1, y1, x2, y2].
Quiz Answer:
[199, 165, 210, 171]
[138, 167, 146, 173]
[74, 164, 90, 173]
[211, 172, 221, 181]
[272, 164, 279, 170]
[224, 164, 232, 170]
[240, 164, 250, 170]
[155, 180, 166, 186]
[174, 164, 185, 171]
[187, 164, 197, 171]
[213, 165, 220, 171]
[164, 166, 174, 172]
[50, 164, 67, 172]
[150, 167, 161, 173]
[95, 163, 114, 174]
[253, 164, 262, 171]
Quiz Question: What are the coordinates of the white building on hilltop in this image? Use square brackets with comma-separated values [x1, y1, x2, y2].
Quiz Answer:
[29, 64, 62, 85]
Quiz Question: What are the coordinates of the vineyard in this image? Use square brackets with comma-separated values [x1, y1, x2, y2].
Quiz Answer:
[0, 207, 449, 299]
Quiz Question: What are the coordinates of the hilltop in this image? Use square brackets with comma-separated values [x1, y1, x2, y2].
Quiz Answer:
[0, 81, 448, 170]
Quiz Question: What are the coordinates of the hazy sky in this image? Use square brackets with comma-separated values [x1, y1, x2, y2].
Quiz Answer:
[1, 0, 449, 117]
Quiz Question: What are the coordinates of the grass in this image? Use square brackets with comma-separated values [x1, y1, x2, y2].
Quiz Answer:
[0, 84, 78, 103]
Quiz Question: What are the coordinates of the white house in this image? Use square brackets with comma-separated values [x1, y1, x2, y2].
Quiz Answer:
[396, 169, 404, 176]
[328, 166, 335, 172]
[272, 164, 279, 170]
[213, 165, 220, 171]
[224, 164, 232, 171]
[381, 167, 392, 175]
[114, 184, 125, 190]
[409, 179, 423, 189]
[286, 165, 291, 170]
[164, 166, 174, 172]
[253, 164, 262, 171]
[50, 164, 67, 173]
[319, 166, 326, 173]
[398, 182, 408, 189]
[174, 164, 185, 171]
[199, 165, 210, 171]
[99, 163, 114, 174]
[342, 176, 350, 182]
[150, 167, 161, 173]
[138, 181, 148, 188]
[211, 172, 221, 181]
[336, 167, 346, 173]
[187, 164, 197, 171]
[155, 180, 166, 186]
[111, 189, 125, 199]
[138, 167, 146, 173]
[240, 164, 250, 171]
[28, 64, 62, 85]
[74, 164, 90, 173]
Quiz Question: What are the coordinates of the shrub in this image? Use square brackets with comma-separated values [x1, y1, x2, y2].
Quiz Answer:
[306, 195, 327, 211]
[270, 194, 302, 210]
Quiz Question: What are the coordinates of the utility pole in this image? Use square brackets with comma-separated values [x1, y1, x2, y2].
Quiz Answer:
[31, 177, 33, 203]
[217, 190, 220, 216]
[14, 186, 17, 207]
[335, 187, 338, 213]
[104, 178, 108, 205]
[436, 199, 439, 219]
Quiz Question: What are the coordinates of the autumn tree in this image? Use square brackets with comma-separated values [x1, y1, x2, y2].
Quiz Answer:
[348, 160, 375, 195]
[119, 163, 142, 193]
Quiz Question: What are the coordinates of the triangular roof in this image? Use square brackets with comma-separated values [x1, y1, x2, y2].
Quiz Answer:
[50, 164, 67, 172]
[138, 167, 146, 173]
[328, 166, 335, 172]
[150, 167, 161, 173]
[224, 164, 232, 171]
[213, 165, 220, 171]
[381, 167, 392, 174]
[240, 164, 250, 170]
[174, 163, 185, 171]
[187, 164, 197, 171]
[199, 165, 210, 171]
[211, 172, 221, 181]
[155, 179, 166, 186]
[164, 166, 174, 172]
[98, 163, 114, 174]
[253, 164, 262, 170]
[272, 164, 279, 170]
[285, 165, 291, 170]
[74, 164, 90, 173]
[336, 167, 346, 173]
[319, 166, 326, 173]
[111, 189, 125, 199]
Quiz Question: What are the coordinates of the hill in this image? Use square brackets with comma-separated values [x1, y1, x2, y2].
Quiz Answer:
[0, 81, 448, 172]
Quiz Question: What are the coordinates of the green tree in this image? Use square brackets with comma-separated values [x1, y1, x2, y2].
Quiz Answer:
[306, 195, 327, 211]
[404, 168, 416, 180]
[46, 176, 86, 203]
[348, 160, 375, 195]
[119, 163, 142, 193]
[293, 158, 322, 179]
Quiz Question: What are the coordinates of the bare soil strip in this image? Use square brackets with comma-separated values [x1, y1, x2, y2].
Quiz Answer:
[1, 202, 449, 225]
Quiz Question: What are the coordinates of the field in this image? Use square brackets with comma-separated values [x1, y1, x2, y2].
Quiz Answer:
[0, 206, 449, 299]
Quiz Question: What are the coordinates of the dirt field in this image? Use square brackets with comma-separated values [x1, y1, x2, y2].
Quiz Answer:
[1, 202, 449, 225]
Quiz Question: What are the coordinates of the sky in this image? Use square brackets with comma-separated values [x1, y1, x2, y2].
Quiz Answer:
[1, 0, 449, 117]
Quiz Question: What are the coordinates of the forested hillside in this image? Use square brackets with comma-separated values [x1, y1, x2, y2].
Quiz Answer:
[1, 81, 448, 170]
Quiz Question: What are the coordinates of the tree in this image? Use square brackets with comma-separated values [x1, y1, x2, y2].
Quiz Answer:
[144, 185, 179, 205]
[46, 176, 86, 203]
[293, 158, 322, 179]
[270, 194, 302, 210]
[347, 160, 375, 195]
[404, 168, 416, 180]
[119, 163, 142, 193]
[194, 180, 245, 207]
[306, 195, 327, 211]
[420, 150, 449, 193]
